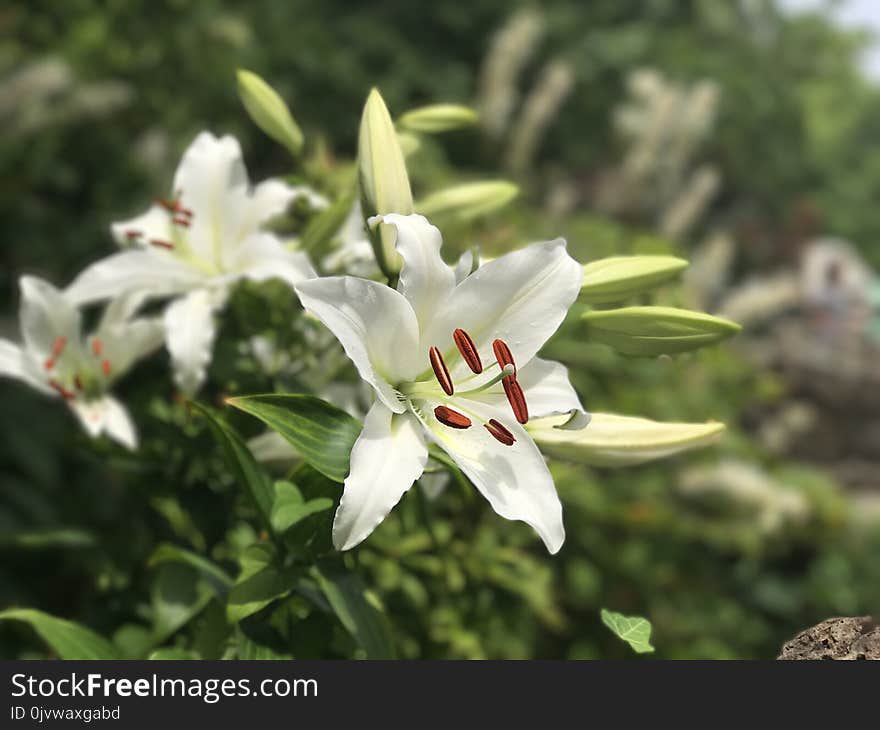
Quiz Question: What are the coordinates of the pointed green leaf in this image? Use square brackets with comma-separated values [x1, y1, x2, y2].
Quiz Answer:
[227, 545, 298, 624]
[271, 480, 334, 534]
[0, 608, 119, 659]
[300, 192, 356, 255]
[311, 562, 395, 658]
[149, 543, 234, 595]
[226, 394, 361, 482]
[192, 402, 274, 530]
[601, 609, 655, 654]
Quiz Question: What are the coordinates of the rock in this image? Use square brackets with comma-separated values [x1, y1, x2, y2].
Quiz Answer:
[778, 616, 880, 660]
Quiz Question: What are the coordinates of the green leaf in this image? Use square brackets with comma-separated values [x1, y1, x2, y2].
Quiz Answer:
[600, 609, 655, 654]
[148, 647, 200, 660]
[271, 480, 334, 534]
[192, 402, 274, 529]
[311, 562, 395, 658]
[0, 528, 96, 550]
[226, 394, 361, 482]
[0, 608, 119, 659]
[227, 544, 297, 624]
[149, 543, 234, 595]
[151, 564, 215, 645]
[300, 192, 356, 255]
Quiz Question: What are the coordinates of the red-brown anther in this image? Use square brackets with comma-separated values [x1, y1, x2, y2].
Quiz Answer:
[101, 359, 112, 377]
[44, 336, 68, 369]
[124, 229, 142, 241]
[149, 238, 175, 250]
[429, 346, 454, 396]
[484, 418, 515, 446]
[434, 405, 472, 429]
[172, 216, 191, 227]
[155, 197, 192, 218]
[73, 375, 83, 391]
[453, 328, 483, 374]
[502, 375, 529, 424]
[91, 339, 103, 357]
[49, 380, 75, 400]
[492, 338, 516, 375]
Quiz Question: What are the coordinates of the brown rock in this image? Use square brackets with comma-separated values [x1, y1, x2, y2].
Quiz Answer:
[778, 616, 880, 660]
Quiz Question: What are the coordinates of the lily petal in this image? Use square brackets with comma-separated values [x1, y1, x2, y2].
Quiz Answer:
[110, 205, 172, 248]
[65, 250, 204, 305]
[0, 338, 50, 393]
[101, 395, 138, 450]
[163, 288, 226, 394]
[96, 317, 164, 380]
[425, 239, 582, 377]
[19, 276, 81, 362]
[516, 357, 590, 427]
[229, 232, 316, 287]
[172, 132, 248, 262]
[373, 213, 456, 329]
[295, 277, 421, 413]
[68, 398, 107, 438]
[333, 401, 428, 550]
[418, 397, 565, 553]
[529, 412, 725, 467]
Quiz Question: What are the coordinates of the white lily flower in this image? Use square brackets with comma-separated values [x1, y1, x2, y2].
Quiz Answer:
[65, 131, 322, 393]
[295, 213, 588, 553]
[0, 276, 162, 449]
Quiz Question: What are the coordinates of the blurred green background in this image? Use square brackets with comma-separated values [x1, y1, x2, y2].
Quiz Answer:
[2, 0, 879, 659]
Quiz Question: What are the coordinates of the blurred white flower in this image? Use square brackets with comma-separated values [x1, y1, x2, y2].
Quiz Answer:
[66, 131, 323, 393]
[296, 213, 588, 553]
[0, 277, 162, 449]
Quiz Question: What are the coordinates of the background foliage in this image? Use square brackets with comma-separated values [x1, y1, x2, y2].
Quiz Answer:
[2, 0, 879, 659]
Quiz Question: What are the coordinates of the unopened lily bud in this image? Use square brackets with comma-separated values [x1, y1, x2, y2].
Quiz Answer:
[581, 256, 688, 304]
[398, 104, 479, 133]
[528, 412, 724, 467]
[416, 181, 518, 222]
[582, 306, 740, 356]
[236, 69, 304, 157]
[358, 88, 414, 277]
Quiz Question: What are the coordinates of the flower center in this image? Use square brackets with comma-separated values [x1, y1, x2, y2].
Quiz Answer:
[43, 335, 112, 401]
[405, 328, 530, 446]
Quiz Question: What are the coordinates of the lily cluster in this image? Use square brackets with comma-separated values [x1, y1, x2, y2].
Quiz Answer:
[1, 78, 739, 553]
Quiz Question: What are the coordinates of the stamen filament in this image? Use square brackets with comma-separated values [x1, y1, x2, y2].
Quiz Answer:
[456, 364, 515, 397]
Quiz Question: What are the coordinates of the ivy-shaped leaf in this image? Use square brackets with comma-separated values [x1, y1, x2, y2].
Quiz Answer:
[601, 609, 655, 654]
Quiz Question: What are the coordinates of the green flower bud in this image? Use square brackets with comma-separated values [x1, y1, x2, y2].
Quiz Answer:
[528, 413, 724, 467]
[358, 88, 413, 277]
[416, 181, 518, 222]
[398, 104, 479, 133]
[236, 69, 304, 157]
[582, 306, 741, 356]
[581, 255, 688, 304]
